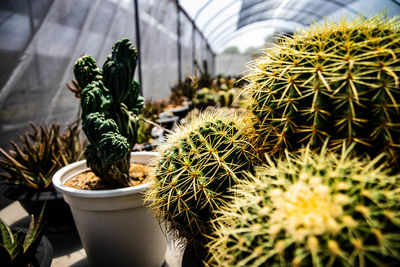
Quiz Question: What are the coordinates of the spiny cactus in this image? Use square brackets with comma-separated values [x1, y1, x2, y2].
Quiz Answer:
[194, 87, 217, 110]
[73, 38, 144, 187]
[207, 144, 400, 267]
[146, 109, 257, 254]
[245, 15, 400, 166]
[218, 89, 235, 108]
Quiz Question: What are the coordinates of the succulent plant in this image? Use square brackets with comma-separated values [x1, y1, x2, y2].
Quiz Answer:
[0, 122, 84, 190]
[207, 143, 400, 267]
[218, 89, 235, 108]
[146, 109, 257, 254]
[73, 38, 145, 187]
[194, 87, 217, 110]
[245, 15, 400, 166]
[0, 206, 46, 267]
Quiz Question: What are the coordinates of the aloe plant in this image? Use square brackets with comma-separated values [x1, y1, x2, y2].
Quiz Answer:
[0, 122, 84, 190]
[0, 206, 46, 267]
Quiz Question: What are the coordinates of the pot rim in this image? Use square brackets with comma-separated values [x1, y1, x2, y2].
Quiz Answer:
[52, 151, 159, 199]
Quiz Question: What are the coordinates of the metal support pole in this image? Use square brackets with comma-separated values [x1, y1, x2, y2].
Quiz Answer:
[133, 0, 143, 95]
[192, 24, 196, 75]
[176, 1, 182, 83]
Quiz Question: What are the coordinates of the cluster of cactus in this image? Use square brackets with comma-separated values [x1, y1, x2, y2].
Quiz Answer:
[195, 87, 236, 110]
[0, 122, 84, 190]
[207, 144, 400, 266]
[145, 15, 400, 266]
[217, 89, 235, 107]
[245, 16, 400, 166]
[0, 207, 46, 267]
[195, 88, 218, 110]
[146, 109, 257, 252]
[73, 38, 145, 187]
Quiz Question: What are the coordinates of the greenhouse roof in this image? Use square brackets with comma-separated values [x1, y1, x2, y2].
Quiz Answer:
[180, 0, 400, 53]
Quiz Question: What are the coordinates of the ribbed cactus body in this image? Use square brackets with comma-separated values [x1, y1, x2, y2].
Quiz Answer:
[73, 38, 144, 187]
[208, 145, 400, 266]
[73, 55, 102, 89]
[125, 80, 145, 115]
[103, 39, 138, 104]
[80, 80, 111, 118]
[246, 16, 400, 166]
[147, 109, 256, 252]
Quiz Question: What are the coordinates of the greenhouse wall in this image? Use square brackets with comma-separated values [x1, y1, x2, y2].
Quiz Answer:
[0, 0, 214, 149]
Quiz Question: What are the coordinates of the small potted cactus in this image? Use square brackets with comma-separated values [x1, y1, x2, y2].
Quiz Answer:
[52, 38, 167, 267]
[146, 108, 257, 263]
[207, 144, 400, 266]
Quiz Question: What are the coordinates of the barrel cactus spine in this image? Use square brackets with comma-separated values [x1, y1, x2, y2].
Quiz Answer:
[245, 15, 400, 166]
[207, 143, 400, 266]
[73, 38, 145, 187]
[146, 109, 258, 255]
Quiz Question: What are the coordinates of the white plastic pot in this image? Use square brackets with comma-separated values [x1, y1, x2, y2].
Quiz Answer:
[52, 152, 167, 267]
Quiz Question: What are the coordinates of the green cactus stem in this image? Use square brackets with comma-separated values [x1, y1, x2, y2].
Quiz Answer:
[73, 38, 144, 188]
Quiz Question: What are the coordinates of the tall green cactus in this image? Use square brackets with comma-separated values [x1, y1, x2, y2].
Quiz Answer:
[245, 15, 400, 167]
[73, 38, 144, 187]
[146, 109, 257, 255]
[207, 144, 400, 266]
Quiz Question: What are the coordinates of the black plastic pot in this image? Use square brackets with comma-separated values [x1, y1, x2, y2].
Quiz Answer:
[167, 105, 190, 120]
[156, 116, 179, 131]
[9, 227, 54, 267]
[3, 185, 75, 232]
[32, 235, 54, 267]
[181, 246, 204, 267]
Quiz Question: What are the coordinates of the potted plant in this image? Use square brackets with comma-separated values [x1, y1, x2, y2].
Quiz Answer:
[0, 206, 54, 267]
[0, 122, 84, 230]
[52, 38, 167, 267]
[146, 108, 258, 264]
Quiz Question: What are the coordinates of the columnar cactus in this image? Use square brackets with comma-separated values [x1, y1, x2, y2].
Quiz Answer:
[146, 109, 257, 253]
[73, 38, 144, 187]
[207, 144, 400, 266]
[245, 16, 400, 166]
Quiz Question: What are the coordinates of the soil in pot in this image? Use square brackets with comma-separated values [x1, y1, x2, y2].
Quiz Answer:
[64, 163, 154, 190]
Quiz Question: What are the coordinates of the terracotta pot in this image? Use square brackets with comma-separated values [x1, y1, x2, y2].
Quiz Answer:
[52, 152, 167, 267]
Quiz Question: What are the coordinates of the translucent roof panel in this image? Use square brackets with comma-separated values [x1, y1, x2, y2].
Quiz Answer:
[180, 0, 400, 53]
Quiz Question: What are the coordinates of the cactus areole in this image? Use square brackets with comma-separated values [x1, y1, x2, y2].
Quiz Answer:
[73, 38, 145, 187]
[245, 16, 400, 167]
